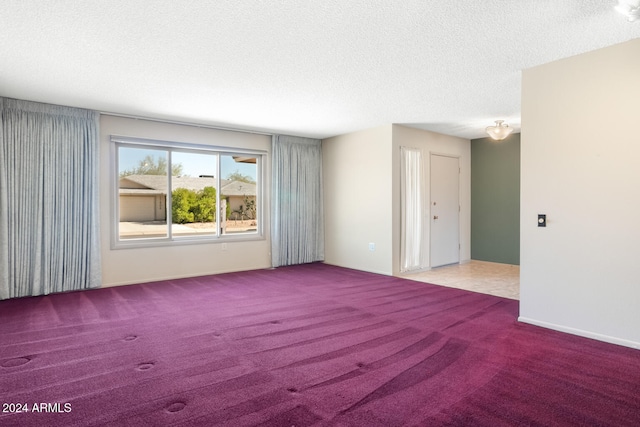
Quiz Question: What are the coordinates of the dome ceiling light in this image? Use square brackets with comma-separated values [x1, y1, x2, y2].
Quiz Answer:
[485, 120, 514, 141]
[615, 0, 640, 21]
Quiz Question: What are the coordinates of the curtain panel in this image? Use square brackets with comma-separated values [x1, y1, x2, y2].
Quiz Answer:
[0, 98, 101, 299]
[271, 135, 324, 267]
[400, 146, 423, 272]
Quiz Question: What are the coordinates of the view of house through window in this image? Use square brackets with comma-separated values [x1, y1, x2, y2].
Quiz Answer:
[118, 147, 170, 240]
[117, 142, 260, 244]
[221, 154, 258, 234]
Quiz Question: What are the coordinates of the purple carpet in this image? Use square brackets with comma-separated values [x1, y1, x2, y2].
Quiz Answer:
[1, 263, 639, 426]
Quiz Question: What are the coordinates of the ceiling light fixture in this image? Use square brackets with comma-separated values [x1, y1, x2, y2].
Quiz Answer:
[485, 120, 514, 141]
[615, 0, 640, 21]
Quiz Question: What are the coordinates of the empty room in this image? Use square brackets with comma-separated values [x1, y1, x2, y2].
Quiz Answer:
[1, 1, 639, 426]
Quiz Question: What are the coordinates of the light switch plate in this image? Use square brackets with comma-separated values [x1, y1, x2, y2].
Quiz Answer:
[538, 214, 546, 227]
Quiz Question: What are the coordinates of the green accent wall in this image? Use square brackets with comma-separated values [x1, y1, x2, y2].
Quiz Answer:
[471, 133, 520, 265]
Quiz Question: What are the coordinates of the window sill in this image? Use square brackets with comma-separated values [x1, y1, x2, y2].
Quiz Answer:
[110, 233, 266, 250]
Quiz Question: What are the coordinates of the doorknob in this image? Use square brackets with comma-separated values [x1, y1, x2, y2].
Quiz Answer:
[433, 215, 439, 220]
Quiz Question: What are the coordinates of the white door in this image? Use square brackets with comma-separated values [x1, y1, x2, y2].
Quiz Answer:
[430, 154, 460, 267]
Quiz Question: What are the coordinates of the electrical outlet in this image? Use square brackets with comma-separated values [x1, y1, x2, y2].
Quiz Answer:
[368, 243, 376, 252]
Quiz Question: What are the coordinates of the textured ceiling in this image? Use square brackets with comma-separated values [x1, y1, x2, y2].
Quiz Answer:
[1, 1, 638, 139]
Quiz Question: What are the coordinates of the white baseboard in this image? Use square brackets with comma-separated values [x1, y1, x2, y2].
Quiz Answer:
[518, 316, 640, 350]
[101, 265, 270, 288]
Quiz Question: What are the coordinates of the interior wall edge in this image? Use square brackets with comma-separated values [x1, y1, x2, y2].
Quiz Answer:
[518, 316, 640, 351]
[321, 260, 393, 277]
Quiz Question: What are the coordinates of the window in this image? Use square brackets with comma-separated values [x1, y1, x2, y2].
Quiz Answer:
[113, 136, 263, 247]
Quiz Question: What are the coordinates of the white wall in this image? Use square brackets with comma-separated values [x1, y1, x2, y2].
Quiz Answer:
[391, 125, 471, 275]
[99, 115, 272, 287]
[520, 38, 640, 349]
[322, 125, 394, 275]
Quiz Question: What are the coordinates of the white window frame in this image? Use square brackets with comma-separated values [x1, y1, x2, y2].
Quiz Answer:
[111, 135, 265, 249]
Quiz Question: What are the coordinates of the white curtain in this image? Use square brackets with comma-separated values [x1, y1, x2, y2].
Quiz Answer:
[400, 146, 423, 272]
[0, 98, 101, 299]
[271, 135, 324, 267]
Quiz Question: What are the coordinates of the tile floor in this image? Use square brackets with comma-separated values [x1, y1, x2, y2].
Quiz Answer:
[402, 260, 520, 300]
